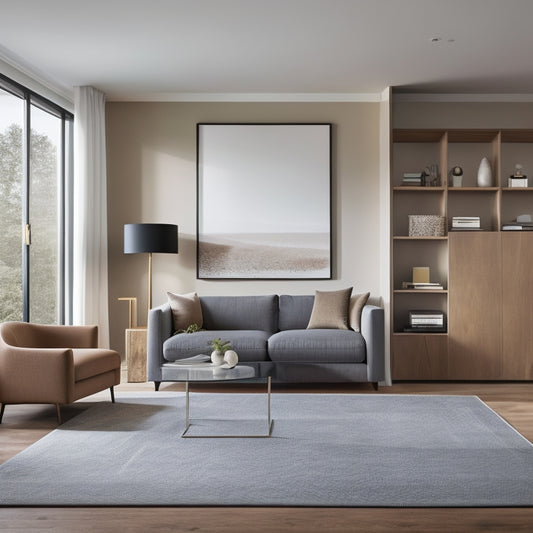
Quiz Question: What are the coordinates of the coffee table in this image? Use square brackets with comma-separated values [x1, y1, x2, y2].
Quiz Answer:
[161, 361, 273, 438]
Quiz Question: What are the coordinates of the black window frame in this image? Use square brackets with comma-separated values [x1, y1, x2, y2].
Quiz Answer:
[0, 73, 74, 324]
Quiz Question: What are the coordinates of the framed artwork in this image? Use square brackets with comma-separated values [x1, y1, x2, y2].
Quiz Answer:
[197, 123, 332, 279]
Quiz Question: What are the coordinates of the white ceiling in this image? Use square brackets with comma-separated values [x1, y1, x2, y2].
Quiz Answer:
[2, 0, 533, 101]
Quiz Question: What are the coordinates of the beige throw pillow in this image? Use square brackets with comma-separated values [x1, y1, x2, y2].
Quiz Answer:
[349, 292, 370, 332]
[307, 287, 353, 330]
[167, 292, 203, 333]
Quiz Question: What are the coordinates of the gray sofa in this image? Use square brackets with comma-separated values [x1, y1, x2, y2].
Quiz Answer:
[147, 294, 384, 389]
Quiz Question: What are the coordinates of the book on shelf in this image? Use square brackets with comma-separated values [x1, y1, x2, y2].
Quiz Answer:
[502, 223, 533, 231]
[403, 326, 447, 333]
[408, 310, 445, 327]
[401, 282, 444, 290]
[403, 172, 424, 178]
[409, 309, 444, 317]
[452, 216, 480, 229]
[410, 318, 444, 326]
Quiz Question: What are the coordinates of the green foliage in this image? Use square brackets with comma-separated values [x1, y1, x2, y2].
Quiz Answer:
[175, 323, 204, 335]
[0, 123, 58, 323]
[208, 338, 232, 354]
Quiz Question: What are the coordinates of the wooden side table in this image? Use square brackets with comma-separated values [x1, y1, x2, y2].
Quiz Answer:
[125, 327, 147, 382]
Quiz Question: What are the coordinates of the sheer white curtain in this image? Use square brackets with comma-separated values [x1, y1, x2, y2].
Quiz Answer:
[73, 86, 110, 348]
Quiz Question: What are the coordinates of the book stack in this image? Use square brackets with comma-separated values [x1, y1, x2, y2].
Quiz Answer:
[502, 222, 533, 231]
[451, 216, 481, 230]
[401, 281, 444, 290]
[402, 172, 424, 186]
[405, 310, 446, 333]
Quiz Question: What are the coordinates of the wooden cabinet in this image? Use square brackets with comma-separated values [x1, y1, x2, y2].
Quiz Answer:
[448, 232, 502, 379]
[501, 232, 533, 379]
[391, 128, 533, 381]
[125, 327, 147, 383]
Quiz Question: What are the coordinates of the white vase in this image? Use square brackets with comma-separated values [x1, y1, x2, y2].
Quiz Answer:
[477, 157, 492, 187]
[210, 350, 225, 365]
[224, 350, 239, 368]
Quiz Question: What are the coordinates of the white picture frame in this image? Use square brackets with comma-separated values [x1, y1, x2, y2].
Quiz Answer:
[197, 123, 332, 279]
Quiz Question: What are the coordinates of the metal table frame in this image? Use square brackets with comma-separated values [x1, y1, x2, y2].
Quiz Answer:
[176, 370, 274, 439]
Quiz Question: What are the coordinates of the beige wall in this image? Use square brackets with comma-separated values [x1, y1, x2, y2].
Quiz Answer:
[106, 102, 381, 355]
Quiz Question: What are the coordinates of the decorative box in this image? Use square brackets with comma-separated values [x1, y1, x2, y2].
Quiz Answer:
[508, 176, 528, 187]
[408, 215, 445, 237]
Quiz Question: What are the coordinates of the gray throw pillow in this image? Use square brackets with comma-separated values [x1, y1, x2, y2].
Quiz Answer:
[349, 292, 370, 332]
[167, 291, 203, 332]
[307, 287, 353, 330]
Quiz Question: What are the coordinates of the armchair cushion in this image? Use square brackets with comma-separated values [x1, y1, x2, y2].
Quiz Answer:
[73, 349, 121, 381]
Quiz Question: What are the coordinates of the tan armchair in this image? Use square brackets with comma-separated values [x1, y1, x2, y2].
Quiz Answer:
[0, 322, 121, 424]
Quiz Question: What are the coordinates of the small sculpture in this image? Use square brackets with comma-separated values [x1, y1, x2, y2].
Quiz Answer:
[224, 350, 239, 368]
[451, 166, 463, 187]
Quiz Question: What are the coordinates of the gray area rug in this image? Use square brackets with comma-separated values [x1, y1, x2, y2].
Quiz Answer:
[0, 393, 532, 507]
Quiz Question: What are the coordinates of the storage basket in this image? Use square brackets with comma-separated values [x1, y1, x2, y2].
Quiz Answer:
[408, 215, 445, 237]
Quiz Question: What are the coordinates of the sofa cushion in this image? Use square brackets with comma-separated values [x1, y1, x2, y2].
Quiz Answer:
[201, 295, 278, 333]
[349, 292, 370, 332]
[278, 295, 315, 330]
[167, 291, 203, 333]
[307, 287, 352, 330]
[268, 329, 366, 363]
[163, 330, 270, 362]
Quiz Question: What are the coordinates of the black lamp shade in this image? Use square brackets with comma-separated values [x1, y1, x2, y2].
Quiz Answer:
[124, 223, 178, 254]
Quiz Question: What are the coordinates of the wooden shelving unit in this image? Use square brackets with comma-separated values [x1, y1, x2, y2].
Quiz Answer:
[391, 128, 533, 381]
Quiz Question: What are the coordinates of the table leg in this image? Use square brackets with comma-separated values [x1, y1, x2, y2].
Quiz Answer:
[267, 375, 271, 433]
[185, 380, 190, 432]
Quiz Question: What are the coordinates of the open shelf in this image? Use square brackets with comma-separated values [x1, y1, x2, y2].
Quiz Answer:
[391, 128, 533, 380]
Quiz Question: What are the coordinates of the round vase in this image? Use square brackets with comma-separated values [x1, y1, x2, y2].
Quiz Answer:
[224, 350, 239, 368]
[477, 157, 492, 187]
[210, 350, 225, 366]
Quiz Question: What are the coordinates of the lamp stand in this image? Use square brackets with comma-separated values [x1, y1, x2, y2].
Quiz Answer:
[148, 252, 153, 311]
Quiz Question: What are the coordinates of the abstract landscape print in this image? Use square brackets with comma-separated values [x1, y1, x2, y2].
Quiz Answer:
[197, 123, 331, 279]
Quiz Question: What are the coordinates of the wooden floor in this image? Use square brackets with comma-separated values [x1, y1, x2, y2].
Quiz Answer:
[0, 376, 532, 532]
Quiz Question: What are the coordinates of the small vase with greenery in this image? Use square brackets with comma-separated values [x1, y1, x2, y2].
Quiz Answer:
[208, 338, 231, 366]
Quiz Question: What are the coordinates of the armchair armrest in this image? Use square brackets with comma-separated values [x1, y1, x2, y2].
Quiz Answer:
[5, 323, 99, 349]
[360, 305, 385, 383]
[147, 303, 173, 382]
[0, 345, 75, 404]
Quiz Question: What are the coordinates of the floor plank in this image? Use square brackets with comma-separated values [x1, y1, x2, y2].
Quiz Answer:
[1, 377, 532, 532]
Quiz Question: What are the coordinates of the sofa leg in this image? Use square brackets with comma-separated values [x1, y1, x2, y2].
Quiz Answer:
[110, 387, 115, 403]
[55, 403, 62, 424]
[372, 382, 379, 391]
[0, 403, 5, 423]
[154, 381, 161, 391]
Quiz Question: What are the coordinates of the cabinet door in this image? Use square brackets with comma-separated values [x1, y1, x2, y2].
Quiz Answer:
[391, 334, 448, 380]
[502, 232, 533, 379]
[448, 232, 502, 379]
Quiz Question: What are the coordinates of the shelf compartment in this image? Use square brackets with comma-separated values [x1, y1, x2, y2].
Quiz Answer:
[447, 188, 499, 231]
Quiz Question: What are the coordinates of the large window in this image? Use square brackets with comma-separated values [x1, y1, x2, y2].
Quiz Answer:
[0, 75, 73, 324]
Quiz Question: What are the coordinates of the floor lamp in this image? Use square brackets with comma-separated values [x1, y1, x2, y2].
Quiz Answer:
[124, 223, 178, 316]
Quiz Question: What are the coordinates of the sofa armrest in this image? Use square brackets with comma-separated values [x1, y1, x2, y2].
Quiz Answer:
[147, 303, 173, 382]
[360, 305, 385, 383]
